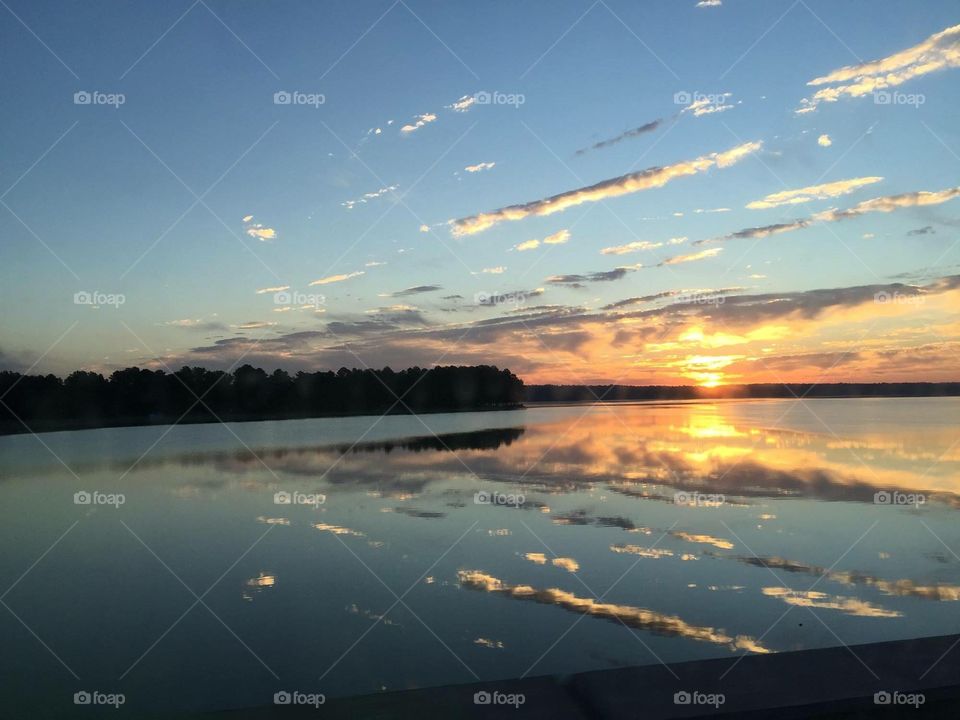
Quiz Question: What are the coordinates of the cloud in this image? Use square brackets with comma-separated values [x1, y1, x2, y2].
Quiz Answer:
[401, 113, 437, 133]
[450, 141, 762, 236]
[342, 185, 398, 210]
[601, 239, 664, 256]
[481, 266, 506, 274]
[365, 261, 386, 267]
[797, 24, 960, 113]
[817, 134, 832, 147]
[543, 229, 570, 245]
[465, 162, 495, 173]
[385, 285, 442, 297]
[682, 96, 733, 116]
[447, 95, 476, 113]
[255, 285, 289, 294]
[660, 247, 723, 265]
[574, 119, 662, 155]
[696, 0, 721, 6]
[547, 264, 642, 286]
[309, 271, 365, 286]
[698, 186, 960, 245]
[813, 187, 960, 222]
[746, 176, 883, 210]
[514, 239, 540, 252]
[908, 225, 935, 236]
[243, 216, 277, 241]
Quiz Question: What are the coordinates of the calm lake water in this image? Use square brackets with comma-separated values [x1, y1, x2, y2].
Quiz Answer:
[1, 398, 959, 717]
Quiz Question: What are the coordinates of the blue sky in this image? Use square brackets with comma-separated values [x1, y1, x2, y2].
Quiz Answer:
[1, 1, 959, 384]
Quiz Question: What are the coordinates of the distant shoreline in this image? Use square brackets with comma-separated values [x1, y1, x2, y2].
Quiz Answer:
[526, 382, 960, 403]
[0, 403, 524, 438]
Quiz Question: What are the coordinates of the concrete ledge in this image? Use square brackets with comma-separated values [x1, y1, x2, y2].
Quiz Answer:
[202, 633, 960, 718]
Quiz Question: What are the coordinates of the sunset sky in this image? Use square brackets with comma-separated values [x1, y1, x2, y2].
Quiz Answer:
[1, 1, 958, 386]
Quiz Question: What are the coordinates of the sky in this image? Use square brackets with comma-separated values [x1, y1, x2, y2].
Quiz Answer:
[1, 0, 958, 386]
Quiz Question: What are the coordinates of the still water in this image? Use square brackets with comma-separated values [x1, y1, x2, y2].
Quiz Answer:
[1, 398, 958, 716]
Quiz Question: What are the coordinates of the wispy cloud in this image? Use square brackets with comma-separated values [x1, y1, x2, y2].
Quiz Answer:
[547, 264, 642, 286]
[661, 247, 723, 265]
[797, 24, 960, 113]
[243, 216, 277, 241]
[698, 186, 960, 245]
[447, 95, 476, 113]
[601, 239, 664, 255]
[309, 271, 365, 286]
[574, 119, 662, 155]
[401, 113, 437, 133]
[451, 141, 762, 236]
[746, 176, 883, 209]
[255, 285, 290, 294]
[696, 0, 721, 6]
[465, 161, 495, 173]
[342, 184, 398, 210]
[384, 285, 442, 297]
[682, 96, 733, 116]
[514, 239, 540, 252]
[481, 266, 506, 274]
[544, 229, 570, 245]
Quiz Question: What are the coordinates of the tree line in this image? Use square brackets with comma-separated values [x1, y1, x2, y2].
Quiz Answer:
[0, 364, 525, 434]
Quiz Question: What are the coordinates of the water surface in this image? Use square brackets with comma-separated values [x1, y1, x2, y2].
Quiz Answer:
[1, 398, 958, 716]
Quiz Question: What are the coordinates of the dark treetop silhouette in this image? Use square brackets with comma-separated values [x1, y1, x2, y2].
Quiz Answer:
[0, 364, 524, 435]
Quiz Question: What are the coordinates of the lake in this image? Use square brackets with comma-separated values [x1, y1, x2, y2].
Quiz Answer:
[1, 398, 958, 717]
